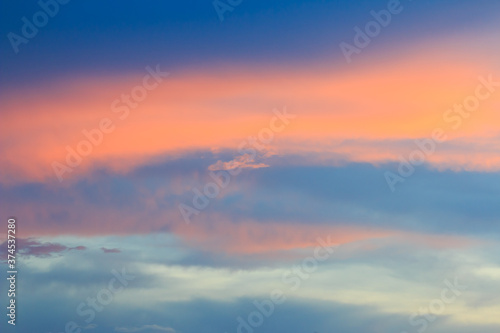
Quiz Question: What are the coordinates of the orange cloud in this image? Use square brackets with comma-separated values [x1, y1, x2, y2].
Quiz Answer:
[1, 192, 473, 256]
[1, 42, 499, 184]
[171, 218, 473, 256]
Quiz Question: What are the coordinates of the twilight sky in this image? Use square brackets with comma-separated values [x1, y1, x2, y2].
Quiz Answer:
[1, 1, 500, 333]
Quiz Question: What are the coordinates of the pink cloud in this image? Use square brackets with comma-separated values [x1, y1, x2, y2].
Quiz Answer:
[0, 238, 86, 260]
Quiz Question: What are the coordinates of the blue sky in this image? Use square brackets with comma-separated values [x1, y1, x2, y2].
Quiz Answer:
[1, 1, 500, 333]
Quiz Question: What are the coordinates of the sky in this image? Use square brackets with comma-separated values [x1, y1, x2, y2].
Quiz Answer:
[1, 0, 500, 332]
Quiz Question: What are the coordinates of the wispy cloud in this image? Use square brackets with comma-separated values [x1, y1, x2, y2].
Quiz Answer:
[208, 153, 269, 171]
[115, 325, 176, 332]
[0, 238, 86, 260]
